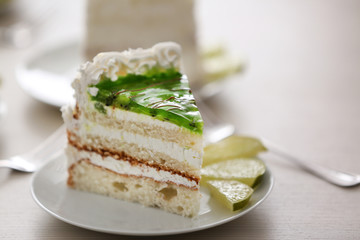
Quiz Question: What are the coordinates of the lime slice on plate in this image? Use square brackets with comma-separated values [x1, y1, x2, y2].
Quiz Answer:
[207, 180, 253, 211]
[203, 135, 267, 166]
[201, 158, 266, 187]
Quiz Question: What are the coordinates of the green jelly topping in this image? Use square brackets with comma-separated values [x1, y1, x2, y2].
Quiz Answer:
[89, 69, 203, 134]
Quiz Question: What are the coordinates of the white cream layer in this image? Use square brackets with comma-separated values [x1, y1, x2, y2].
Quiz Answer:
[79, 119, 202, 169]
[67, 145, 198, 189]
[62, 104, 203, 168]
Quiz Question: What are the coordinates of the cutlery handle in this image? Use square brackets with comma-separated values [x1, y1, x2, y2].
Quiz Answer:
[262, 138, 360, 187]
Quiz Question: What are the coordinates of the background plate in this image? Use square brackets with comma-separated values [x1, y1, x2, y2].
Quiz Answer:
[16, 42, 81, 107]
[15, 41, 235, 107]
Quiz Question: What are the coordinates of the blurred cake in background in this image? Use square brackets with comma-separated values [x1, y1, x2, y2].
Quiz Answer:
[84, 0, 204, 87]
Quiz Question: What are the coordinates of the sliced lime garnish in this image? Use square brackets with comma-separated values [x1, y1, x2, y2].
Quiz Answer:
[203, 135, 267, 166]
[201, 158, 266, 187]
[207, 180, 253, 211]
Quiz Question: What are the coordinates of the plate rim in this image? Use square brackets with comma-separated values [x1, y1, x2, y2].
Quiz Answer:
[15, 40, 80, 107]
[31, 154, 274, 236]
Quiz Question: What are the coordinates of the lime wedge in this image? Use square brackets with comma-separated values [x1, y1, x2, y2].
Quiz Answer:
[201, 158, 266, 187]
[207, 180, 253, 211]
[203, 135, 267, 166]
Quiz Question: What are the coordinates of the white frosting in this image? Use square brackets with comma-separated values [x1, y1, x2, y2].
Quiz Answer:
[68, 146, 198, 189]
[62, 104, 78, 130]
[72, 42, 182, 108]
[92, 42, 181, 80]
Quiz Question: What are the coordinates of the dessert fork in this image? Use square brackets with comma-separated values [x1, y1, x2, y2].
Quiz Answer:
[0, 125, 66, 172]
[198, 99, 360, 187]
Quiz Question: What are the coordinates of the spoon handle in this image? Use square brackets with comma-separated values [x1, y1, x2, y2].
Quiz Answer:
[261, 138, 360, 187]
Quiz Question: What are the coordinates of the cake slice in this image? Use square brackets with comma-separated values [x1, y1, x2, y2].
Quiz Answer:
[62, 42, 203, 217]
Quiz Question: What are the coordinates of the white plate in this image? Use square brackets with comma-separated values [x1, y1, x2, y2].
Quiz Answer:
[31, 152, 273, 236]
[16, 42, 82, 107]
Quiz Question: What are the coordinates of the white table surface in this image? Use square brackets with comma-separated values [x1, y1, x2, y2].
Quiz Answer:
[0, 0, 359, 239]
